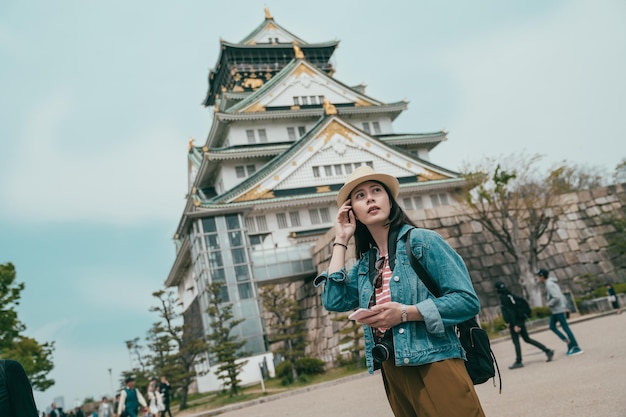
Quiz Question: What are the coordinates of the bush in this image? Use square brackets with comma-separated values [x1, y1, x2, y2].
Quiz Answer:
[275, 361, 292, 378]
[295, 357, 326, 375]
[531, 306, 551, 319]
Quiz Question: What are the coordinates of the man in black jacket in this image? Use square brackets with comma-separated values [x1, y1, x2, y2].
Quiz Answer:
[495, 281, 555, 369]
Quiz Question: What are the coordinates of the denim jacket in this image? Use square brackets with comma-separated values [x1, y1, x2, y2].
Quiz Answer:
[313, 225, 480, 374]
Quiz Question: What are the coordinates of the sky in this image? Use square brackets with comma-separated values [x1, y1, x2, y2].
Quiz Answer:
[1, 0, 625, 410]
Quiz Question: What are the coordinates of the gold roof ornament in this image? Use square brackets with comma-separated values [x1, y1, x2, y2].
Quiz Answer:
[264, 7, 272, 19]
[293, 42, 304, 59]
[323, 98, 337, 115]
[188, 137, 195, 151]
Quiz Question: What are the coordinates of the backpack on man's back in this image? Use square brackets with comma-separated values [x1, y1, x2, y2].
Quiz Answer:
[510, 294, 532, 320]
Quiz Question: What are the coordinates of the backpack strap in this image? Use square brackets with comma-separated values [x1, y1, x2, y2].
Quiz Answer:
[404, 228, 441, 297]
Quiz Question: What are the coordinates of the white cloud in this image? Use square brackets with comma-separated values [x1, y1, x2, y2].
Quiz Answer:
[1, 88, 188, 225]
[431, 0, 626, 172]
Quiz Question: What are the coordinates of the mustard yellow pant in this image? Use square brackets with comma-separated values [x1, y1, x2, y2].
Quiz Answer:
[381, 358, 486, 417]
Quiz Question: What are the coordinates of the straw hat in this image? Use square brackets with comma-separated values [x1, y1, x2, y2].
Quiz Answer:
[336, 166, 399, 206]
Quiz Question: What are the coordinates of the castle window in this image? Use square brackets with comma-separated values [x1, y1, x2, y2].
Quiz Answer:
[372, 121, 381, 134]
[293, 97, 300, 106]
[362, 122, 371, 134]
[298, 126, 306, 137]
[287, 127, 296, 140]
[276, 213, 288, 229]
[255, 215, 268, 232]
[246, 129, 256, 143]
[312, 166, 320, 177]
[334, 164, 343, 175]
[235, 166, 246, 178]
[258, 129, 267, 142]
[289, 211, 301, 226]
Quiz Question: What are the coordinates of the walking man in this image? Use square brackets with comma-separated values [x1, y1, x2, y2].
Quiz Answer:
[535, 268, 583, 356]
[159, 376, 173, 417]
[495, 281, 554, 369]
[116, 376, 147, 417]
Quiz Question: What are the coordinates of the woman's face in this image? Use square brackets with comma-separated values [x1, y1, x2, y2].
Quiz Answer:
[349, 180, 391, 227]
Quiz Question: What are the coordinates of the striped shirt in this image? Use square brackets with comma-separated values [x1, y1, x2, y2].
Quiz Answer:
[375, 255, 392, 333]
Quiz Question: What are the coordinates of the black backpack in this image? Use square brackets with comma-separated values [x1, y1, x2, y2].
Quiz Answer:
[405, 235, 501, 392]
[511, 294, 532, 319]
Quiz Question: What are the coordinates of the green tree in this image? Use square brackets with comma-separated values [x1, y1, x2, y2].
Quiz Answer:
[149, 290, 210, 410]
[461, 154, 604, 306]
[0, 262, 55, 391]
[613, 158, 626, 184]
[205, 282, 248, 396]
[259, 285, 307, 382]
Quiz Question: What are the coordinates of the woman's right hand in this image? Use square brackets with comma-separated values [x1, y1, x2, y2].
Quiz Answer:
[335, 199, 356, 242]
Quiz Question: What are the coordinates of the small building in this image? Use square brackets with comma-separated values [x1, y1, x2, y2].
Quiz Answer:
[165, 9, 466, 393]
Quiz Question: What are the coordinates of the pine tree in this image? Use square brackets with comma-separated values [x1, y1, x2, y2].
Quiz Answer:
[259, 285, 307, 382]
[205, 282, 248, 396]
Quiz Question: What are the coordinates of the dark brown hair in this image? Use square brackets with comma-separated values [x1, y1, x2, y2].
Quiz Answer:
[352, 181, 417, 258]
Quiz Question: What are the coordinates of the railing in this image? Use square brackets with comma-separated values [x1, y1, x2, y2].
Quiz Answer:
[250, 244, 316, 283]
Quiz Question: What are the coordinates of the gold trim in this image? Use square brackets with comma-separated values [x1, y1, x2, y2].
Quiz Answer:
[264, 7, 272, 19]
[354, 98, 372, 107]
[234, 184, 275, 202]
[266, 22, 278, 31]
[187, 137, 195, 151]
[244, 102, 266, 113]
[318, 120, 354, 144]
[202, 146, 208, 152]
[293, 43, 305, 59]
[293, 62, 316, 78]
[316, 186, 331, 193]
[322, 98, 337, 115]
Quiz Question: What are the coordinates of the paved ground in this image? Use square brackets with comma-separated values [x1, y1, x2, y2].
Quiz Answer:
[187, 312, 626, 417]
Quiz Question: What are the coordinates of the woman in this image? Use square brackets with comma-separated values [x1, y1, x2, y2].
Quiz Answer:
[146, 379, 163, 417]
[314, 166, 485, 417]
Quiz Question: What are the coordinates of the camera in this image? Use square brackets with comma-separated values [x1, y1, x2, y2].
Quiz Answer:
[372, 331, 394, 363]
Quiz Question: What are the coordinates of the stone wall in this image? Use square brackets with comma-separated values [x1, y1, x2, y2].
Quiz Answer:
[275, 183, 626, 363]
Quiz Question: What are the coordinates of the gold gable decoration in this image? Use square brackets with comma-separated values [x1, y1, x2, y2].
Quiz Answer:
[293, 42, 305, 59]
[293, 62, 316, 78]
[244, 102, 266, 113]
[234, 184, 275, 202]
[323, 98, 337, 115]
[319, 119, 354, 144]
[264, 7, 272, 19]
[187, 137, 195, 151]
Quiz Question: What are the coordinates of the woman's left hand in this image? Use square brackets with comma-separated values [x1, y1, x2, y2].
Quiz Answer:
[360, 302, 403, 328]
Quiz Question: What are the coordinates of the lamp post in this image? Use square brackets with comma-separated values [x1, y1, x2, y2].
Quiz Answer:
[108, 368, 114, 396]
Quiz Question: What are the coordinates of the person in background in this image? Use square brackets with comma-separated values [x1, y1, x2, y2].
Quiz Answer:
[495, 281, 554, 369]
[146, 378, 163, 417]
[116, 376, 147, 417]
[0, 358, 39, 417]
[314, 166, 486, 417]
[158, 376, 172, 417]
[606, 283, 622, 314]
[98, 397, 113, 417]
[535, 268, 584, 356]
